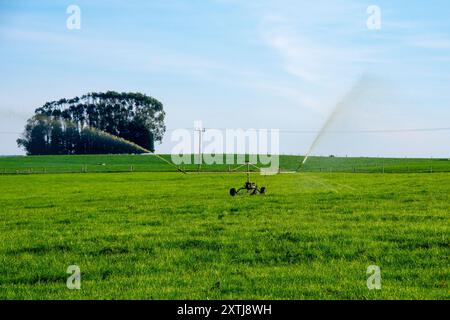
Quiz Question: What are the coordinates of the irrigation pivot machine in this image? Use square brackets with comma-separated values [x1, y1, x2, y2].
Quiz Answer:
[149, 153, 266, 196]
[229, 162, 266, 196]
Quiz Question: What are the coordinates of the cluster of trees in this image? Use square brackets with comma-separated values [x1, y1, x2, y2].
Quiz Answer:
[17, 115, 149, 155]
[17, 91, 166, 155]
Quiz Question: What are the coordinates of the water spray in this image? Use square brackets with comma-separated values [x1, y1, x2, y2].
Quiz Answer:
[17, 113, 187, 173]
[297, 74, 373, 171]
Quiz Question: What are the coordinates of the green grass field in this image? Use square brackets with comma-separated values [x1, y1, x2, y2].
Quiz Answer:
[0, 156, 449, 299]
[1, 154, 449, 173]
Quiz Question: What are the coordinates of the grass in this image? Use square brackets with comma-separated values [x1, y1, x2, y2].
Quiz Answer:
[0, 154, 449, 174]
[0, 166, 449, 299]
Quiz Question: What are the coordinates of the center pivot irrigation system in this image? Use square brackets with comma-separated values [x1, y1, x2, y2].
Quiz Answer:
[229, 162, 266, 196]
[149, 151, 267, 196]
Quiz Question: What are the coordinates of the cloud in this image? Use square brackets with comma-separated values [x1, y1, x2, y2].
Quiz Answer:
[258, 11, 375, 117]
[260, 14, 368, 86]
[382, 21, 417, 30]
[406, 36, 450, 50]
[0, 26, 228, 77]
[0, 25, 326, 116]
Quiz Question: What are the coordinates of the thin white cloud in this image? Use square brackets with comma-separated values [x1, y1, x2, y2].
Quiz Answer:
[0, 25, 327, 116]
[258, 12, 373, 118]
[382, 21, 417, 30]
[0, 26, 225, 75]
[406, 36, 450, 50]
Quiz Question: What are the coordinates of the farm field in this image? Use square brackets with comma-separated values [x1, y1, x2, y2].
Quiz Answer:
[0, 164, 449, 299]
[1, 154, 450, 174]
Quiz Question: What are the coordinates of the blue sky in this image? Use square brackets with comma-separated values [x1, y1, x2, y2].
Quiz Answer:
[0, 0, 449, 157]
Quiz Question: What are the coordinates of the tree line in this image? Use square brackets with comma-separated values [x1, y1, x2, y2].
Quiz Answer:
[17, 91, 166, 155]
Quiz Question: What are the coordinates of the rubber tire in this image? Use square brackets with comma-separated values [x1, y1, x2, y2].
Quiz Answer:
[260, 187, 266, 194]
[229, 188, 237, 196]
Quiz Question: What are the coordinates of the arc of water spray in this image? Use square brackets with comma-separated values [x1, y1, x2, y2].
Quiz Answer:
[15, 113, 186, 173]
[297, 75, 371, 171]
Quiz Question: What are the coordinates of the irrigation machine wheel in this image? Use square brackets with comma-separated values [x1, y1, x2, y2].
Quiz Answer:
[229, 188, 237, 196]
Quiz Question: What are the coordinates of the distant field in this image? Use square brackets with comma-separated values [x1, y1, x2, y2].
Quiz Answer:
[0, 171, 448, 299]
[0, 154, 449, 174]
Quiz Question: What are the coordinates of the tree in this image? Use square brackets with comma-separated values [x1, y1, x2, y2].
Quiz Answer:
[50, 119, 64, 154]
[18, 91, 165, 155]
[64, 121, 80, 154]
[17, 115, 50, 155]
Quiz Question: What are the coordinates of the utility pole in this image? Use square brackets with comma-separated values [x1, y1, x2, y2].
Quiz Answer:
[194, 121, 205, 172]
